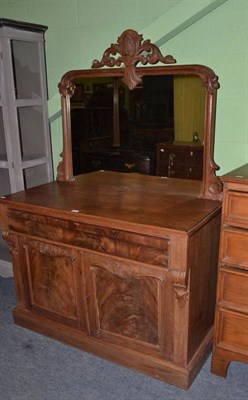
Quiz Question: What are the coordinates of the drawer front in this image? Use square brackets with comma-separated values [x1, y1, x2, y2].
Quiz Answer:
[221, 228, 248, 269]
[216, 310, 248, 355]
[218, 267, 248, 312]
[7, 210, 170, 268]
[109, 156, 153, 175]
[187, 148, 203, 166]
[224, 191, 248, 228]
[85, 156, 107, 171]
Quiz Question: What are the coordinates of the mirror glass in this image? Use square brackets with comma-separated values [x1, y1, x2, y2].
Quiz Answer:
[70, 74, 205, 179]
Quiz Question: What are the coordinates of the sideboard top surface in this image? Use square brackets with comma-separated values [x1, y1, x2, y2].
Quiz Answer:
[0, 171, 221, 235]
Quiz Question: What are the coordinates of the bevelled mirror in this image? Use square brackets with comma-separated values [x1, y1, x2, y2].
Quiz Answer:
[57, 29, 222, 200]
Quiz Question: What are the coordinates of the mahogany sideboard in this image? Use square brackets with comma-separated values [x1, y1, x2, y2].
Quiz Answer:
[0, 171, 221, 389]
[211, 164, 248, 376]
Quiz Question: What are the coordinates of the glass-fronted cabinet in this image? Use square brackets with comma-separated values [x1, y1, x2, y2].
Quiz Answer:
[0, 19, 53, 273]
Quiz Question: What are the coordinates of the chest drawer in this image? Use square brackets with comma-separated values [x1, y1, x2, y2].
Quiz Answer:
[223, 191, 248, 228]
[218, 267, 248, 313]
[216, 310, 248, 355]
[220, 228, 248, 270]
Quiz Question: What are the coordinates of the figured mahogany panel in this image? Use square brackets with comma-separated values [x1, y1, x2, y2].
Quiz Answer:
[85, 252, 172, 358]
[8, 210, 170, 267]
[22, 237, 85, 328]
[94, 266, 158, 344]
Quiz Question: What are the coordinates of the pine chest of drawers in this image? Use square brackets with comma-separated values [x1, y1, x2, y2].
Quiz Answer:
[211, 164, 248, 377]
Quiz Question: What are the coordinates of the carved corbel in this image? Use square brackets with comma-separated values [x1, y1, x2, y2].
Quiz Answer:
[2, 231, 18, 258]
[172, 269, 190, 308]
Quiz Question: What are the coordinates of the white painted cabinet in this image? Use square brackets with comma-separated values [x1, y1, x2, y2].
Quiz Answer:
[0, 18, 53, 270]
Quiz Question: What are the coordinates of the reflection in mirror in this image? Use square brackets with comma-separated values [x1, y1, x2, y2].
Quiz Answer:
[70, 74, 205, 179]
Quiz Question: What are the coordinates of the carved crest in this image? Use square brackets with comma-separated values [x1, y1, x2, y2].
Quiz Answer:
[92, 29, 176, 90]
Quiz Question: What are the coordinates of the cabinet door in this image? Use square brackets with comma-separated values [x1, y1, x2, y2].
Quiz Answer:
[18, 236, 89, 331]
[84, 252, 172, 359]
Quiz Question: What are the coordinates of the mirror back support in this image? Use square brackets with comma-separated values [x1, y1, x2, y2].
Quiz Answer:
[57, 29, 222, 201]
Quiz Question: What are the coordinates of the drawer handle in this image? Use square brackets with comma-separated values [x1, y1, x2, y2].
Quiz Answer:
[125, 162, 135, 169]
[160, 148, 165, 153]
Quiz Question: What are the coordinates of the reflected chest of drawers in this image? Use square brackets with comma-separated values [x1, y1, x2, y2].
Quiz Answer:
[211, 164, 248, 377]
[156, 142, 203, 180]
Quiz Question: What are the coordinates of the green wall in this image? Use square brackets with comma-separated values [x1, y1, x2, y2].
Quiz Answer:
[0, 0, 247, 175]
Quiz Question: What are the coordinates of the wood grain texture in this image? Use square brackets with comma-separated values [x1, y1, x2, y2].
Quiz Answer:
[211, 164, 248, 377]
[0, 169, 222, 388]
[0, 27, 224, 386]
[93, 266, 159, 344]
[4, 171, 220, 234]
[7, 209, 169, 267]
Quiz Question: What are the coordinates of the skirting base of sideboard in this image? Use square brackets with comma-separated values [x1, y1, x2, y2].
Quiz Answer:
[13, 307, 213, 390]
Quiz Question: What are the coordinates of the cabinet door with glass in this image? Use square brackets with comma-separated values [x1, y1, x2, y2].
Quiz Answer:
[0, 19, 53, 265]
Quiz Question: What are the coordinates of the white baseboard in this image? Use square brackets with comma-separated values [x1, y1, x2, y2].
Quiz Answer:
[0, 259, 13, 277]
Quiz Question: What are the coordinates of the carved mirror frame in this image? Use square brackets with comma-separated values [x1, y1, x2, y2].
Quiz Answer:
[57, 29, 222, 200]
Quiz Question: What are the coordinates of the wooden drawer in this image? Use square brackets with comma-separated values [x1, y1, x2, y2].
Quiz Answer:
[7, 209, 169, 268]
[223, 191, 248, 229]
[84, 151, 154, 175]
[218, 267, 248, 313]
[216, 309, 248, 355]
[220, 228, 248, 270]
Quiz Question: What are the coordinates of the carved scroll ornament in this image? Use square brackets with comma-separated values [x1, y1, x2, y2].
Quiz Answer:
[90, 261, 165, 282]
[172, 270, 190, 308]
[2, 231, 18, 257]
[24, 240, 76, 262]
[58, 80, 75, 99]
[92, 29, 176, 90]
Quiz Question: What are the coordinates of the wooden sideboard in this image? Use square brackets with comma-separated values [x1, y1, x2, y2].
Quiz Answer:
[156, 142, 203, 180]
[211, 164, 248, 377]
[0, 171, 221, 389]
